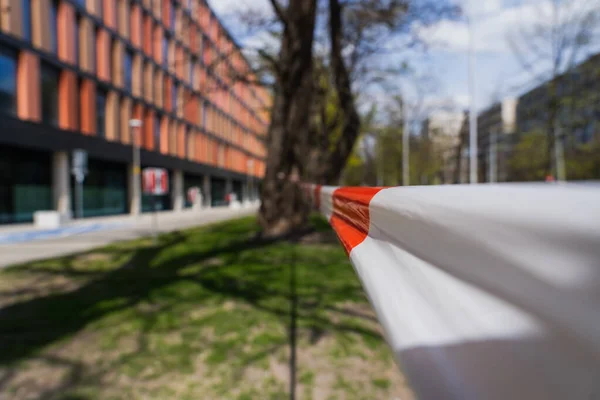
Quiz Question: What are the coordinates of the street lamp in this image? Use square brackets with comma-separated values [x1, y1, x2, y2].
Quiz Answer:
[247, 159, 255, 203]
[467, 9, 478, 184]
[129, 119, 142, 215]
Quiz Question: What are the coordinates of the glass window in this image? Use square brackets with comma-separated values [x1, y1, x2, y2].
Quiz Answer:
[0, 46, 17, 116]
[92, 28, 98, 73]
[185, 126, 190, 157]
[74, 16, 80, 66]
[40, 63, 59, 126]
[189, 62, 193, 85]
[172, 83, 177, 110]
[170, 2, 175, 31]
[154, 115, 160, 150]
[162, 36, 168, 68]
[50, 0, 58, 54]
[96, 89, 107, 137]
[22, 0, 32, 41]
[124, 50, 133, 92]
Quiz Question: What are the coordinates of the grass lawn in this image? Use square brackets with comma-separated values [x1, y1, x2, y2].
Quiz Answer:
[0, 216, 413, 400]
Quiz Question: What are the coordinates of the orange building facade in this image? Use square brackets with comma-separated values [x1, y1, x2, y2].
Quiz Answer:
[0, 0, 269, 222]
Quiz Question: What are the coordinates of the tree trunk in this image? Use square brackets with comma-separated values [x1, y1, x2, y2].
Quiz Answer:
[323, 0, 362, 185]
[258, 0, 318, 237]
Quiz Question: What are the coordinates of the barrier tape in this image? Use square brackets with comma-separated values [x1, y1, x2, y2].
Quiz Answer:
[303, 183, 600, 400]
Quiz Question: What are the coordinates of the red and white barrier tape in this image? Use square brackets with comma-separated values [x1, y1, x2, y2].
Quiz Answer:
[303, 183, 600, 399]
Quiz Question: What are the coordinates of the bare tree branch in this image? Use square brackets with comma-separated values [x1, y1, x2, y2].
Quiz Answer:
[268, 0, 288, 25]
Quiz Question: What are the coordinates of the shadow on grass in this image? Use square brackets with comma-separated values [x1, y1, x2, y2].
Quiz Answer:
[0, 217, 383, 399]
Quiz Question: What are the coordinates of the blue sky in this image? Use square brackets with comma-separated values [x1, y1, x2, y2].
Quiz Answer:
[207, 0, 600, 115]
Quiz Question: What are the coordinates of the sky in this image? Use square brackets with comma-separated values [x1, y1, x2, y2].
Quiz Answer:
[207, 0, 600, 117]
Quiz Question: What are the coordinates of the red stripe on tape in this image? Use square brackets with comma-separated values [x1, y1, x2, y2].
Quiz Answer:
[329, 187, 384, 255]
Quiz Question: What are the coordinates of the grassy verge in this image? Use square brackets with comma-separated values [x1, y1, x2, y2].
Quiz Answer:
[0, 216, 413, 400]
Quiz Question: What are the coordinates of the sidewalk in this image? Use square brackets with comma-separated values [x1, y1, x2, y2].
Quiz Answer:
[0, 206, 257, 268]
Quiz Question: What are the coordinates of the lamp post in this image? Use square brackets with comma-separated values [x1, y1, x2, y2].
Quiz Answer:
[247, 159, 254, 203]
[468, 10, 478, 184]
[129, 119, 142, 215]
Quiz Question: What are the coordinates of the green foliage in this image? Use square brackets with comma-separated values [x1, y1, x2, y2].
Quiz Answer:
[565, 142, 600, 180]
[509, 131, 550, 181]
[509, 130, 600, 181]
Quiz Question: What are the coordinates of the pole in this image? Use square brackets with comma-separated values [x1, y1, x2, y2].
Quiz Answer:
[489, 129, 497, 183]
[152, 196, 158, 242]
[132, 126, 141, 215]
[378, 134, 384, 187]
[468, 11, 478, 184]
[76, 174, 84, 219]
[555, 125, 566, 181]
[402, 109, 410, 186]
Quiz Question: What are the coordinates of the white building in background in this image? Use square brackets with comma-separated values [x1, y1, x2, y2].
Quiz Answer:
[421, 111, 464, 184]
[476, 98, 519, 182]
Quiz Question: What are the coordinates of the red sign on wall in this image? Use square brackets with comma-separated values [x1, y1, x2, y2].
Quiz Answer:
[143, 168, 169, 196]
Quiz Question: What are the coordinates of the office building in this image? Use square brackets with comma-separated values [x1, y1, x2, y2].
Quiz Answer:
[516, 53, 600, 147]
[0, 0, 269, 223]
[420, 111, 463, 184]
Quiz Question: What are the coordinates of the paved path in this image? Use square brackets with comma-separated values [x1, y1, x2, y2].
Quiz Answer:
[0, 207, 257, 268]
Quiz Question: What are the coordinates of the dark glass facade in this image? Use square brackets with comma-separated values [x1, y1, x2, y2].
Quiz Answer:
[41, 63, 59, 126]
[0, 146, 52, 224]
[210, 177, 226, 207]
[184, 173, 204, 208]
[0, 45, 17, 116]
[70, 159, 128, 218]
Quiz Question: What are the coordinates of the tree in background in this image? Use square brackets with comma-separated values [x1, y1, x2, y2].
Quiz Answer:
[257, 0, 318, 237]
[508, 131, 550, 181]
[228, 0, 459, 235]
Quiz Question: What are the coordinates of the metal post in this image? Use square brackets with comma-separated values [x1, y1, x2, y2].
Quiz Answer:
[555, 125, 566, 182]
[402, 110, 410, 186]
[76, 174, 84, 219]
[378, 134, 385, 187]
[129, 119, 142, 215]
[489, 129, 497, 183]
[152, 196, 158, 242]
[468, 11, 478, 184]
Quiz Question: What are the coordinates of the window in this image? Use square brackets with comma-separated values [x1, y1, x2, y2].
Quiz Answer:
[154, 115, 161, 150]
[22, 0, 32, 41]
[124, 49, 133, 91]
[74, 16, 80, 66]
[0, 46, 17, 116]
[96, 89, 107, 137]
[172, 83, 178, 110]
[50, 0, 58, 54]
[40, 63, 59, 126]
[162, 36, 168, 68]
[170, 2, 175, 31]
[92, 28, 99, 73]
[185, 126, 190, 157]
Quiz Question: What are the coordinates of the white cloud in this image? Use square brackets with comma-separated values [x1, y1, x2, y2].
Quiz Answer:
[206, 0, 272, 19]
[414, 0, 582, 54]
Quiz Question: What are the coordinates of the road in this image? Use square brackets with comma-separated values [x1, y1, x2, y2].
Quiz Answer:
[0, 207, 257, 268]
